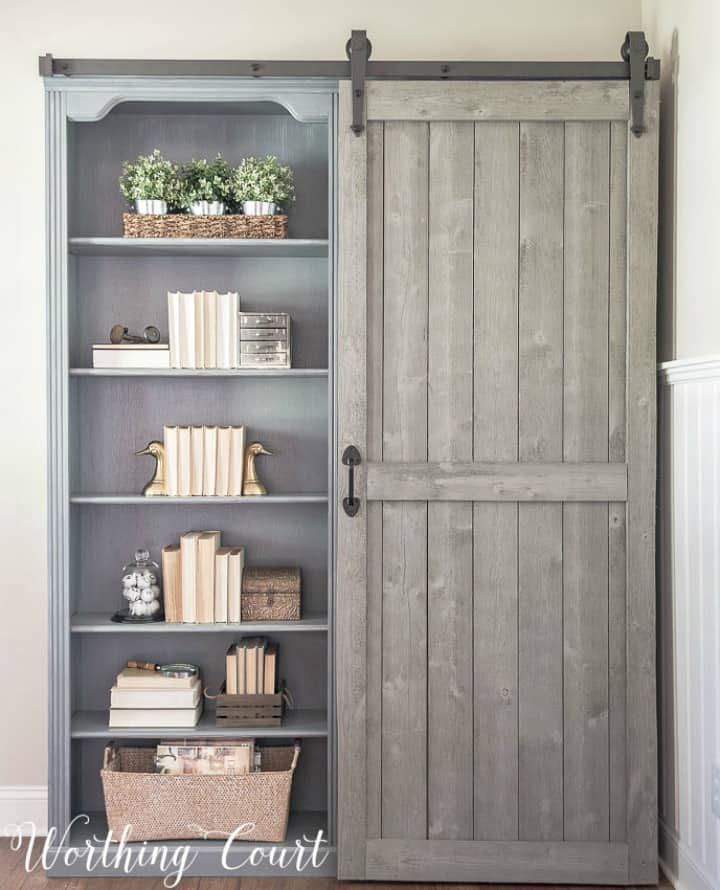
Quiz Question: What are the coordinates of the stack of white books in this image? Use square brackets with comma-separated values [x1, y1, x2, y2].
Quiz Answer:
[163, 424, 245, 497]
[92, 343, 170, 369]
[108, 667, 202, 729]
[167, 291, 240, 369]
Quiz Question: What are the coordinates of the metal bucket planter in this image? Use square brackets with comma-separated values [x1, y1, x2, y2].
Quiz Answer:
[242, 201, 277, 216]
[190, 200, 226, 216]
[135, 199, 168, 215]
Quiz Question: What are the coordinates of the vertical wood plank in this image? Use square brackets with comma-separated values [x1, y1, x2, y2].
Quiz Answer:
[366, 120, 384, 841]
[608, 119, 628, 843]
[626, 80, 660, 882]
[517, 121, 564, 841]
[562, 120, 610, 842]
[473, 121, 520, 841]
[382, 120, 429, 840]
[336, 80, 368, 879]
[427, 121, 474, 841]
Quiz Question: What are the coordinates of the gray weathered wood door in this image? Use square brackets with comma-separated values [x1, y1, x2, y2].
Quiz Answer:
[336, 79, 659, 883]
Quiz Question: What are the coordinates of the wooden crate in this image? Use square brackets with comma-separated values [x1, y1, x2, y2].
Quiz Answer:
[215, 692, 283, 727]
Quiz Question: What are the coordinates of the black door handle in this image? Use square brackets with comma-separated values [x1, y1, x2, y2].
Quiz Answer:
[342, 446, 361, 517]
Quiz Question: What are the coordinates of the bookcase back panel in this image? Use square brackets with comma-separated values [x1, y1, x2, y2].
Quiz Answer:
[73, 503, 328, 615]
[71, 255, 329, 369]
[73, 377, 328, 494]
[73, 633, 327, 711]
[72, 737, 328, 815]
[69, 109, 328, 238]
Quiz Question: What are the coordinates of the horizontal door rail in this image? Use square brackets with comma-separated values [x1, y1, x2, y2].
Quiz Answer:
[39, 59, 659, 82]
[366, 462, 627, 502]
[365, 838, 629, 883]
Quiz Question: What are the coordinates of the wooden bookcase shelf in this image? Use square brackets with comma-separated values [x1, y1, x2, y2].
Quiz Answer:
[71, 612, 329, 632]
[68, 236, 329, 257]
[70, 367, 329, 378]
[72, 709, 329, 739]
[47, 81, 337, 877]
[70, 493, 328, 504]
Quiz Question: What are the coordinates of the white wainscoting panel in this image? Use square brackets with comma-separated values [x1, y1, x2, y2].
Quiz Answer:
[658, 357, 720, 890]
[0, 786, 48, 836]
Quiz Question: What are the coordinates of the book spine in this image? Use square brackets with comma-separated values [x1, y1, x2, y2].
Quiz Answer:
[179, 292, 196, 369]
[163, 426, 179, 497]
[177, 426, 191, 497]
[215, 426, 231, 497]
[161, 544, 182, 623]
[190, 426, 204, 497]
[202, 426, 218, 496]
[216, 292, 229, 370]
[194, 290, 205, 370]
[204, 290, 217, 370]
[168, 291, 181, 368]
[180, 533, 198, 623]
[227, 548, 244, 623]
[214, 552, 229, 623]
[228, 425, 246, 497]
[230, 292, 240, 368]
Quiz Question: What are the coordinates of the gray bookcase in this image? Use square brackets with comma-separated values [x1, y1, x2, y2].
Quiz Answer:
[45, 76, 338, 877]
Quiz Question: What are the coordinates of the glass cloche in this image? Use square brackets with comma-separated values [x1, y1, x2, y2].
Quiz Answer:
[113, 548, 164, 622]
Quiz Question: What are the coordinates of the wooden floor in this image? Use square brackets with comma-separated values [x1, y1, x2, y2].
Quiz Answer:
[0, 841, 670, 889]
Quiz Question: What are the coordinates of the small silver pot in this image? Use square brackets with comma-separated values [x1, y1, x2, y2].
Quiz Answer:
[242, 200, 277, 216]
[135, 199, 167, 215]
[190, 200, 226, 216]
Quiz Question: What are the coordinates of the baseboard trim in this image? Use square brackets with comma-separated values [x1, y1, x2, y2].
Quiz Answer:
[0, 786, 48, 836]
[658, 355, 720, 385]
[659, 818, 718, 890]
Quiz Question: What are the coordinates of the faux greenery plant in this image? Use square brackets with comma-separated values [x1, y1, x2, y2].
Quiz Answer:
[119, 149, 180, 206]
[232, 155, 295, 206]
[178, 154, 233, 207]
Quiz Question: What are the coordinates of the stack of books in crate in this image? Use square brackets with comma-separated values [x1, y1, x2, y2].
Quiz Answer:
[108, 666, 202, 729]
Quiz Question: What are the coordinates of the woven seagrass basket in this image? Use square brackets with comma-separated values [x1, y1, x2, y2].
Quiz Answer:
[122, 213, 288, 239]
[101, 742, 299, 842]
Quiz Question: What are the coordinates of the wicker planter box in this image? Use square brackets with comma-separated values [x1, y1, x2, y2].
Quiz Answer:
[122, 213, 288, 239]
[101, 742, 299, 842]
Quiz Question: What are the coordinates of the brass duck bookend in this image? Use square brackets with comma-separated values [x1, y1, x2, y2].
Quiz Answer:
[243, 442, 272, 496]
[135, 441, 166, 496]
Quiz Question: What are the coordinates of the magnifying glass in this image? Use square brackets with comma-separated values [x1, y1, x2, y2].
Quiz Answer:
[126, 660, 199, 679]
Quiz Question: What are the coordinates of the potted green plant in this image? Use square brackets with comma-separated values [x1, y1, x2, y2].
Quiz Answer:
[179, 154, 233, 216]
[119, 149, 179, 215]
[232, 156, 295, 216]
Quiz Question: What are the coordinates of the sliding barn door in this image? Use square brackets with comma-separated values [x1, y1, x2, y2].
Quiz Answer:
[337, 79, 659, 883]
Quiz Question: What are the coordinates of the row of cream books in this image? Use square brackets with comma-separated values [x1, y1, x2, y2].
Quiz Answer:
[162, 531, 244, 623]
[225, 637, 278, 695]
[155, 740, 259, 775]
[163, 424, 245, 497]
[168, 290, 240, 369]
[109, 667, 203, 728]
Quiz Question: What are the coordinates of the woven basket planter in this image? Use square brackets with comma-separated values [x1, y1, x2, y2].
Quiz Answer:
[122, 213, 288, 239]
[101, 743, 299, 842]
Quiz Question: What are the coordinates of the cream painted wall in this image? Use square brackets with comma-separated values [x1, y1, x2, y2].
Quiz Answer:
[0, 0, 641, 789]
[644, 0, 720, 360]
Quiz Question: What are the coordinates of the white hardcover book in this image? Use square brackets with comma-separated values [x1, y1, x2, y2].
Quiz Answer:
[92, 345, 170, 369]
[180, 531, 203, 623]
[202, 426, 218, 496]
[204, 290, 218, 369]
[110, 682, 201, 709]
[163, 425, 179, 497]
[194, 291, 205, 370]
[216, 292, 231, 370]
[190, 426, 204, 497]
[167, 291, 182, 368]
[215, 426, 231, 496]
[227, 547, 245, 623]
[177, 426, 191, 497]
[228, 425, 246, 496]
[179, 292, 196, 369]
[214, 547, 232, 624]
[108, 701, 202, 729]
[230, 292, 240, 368]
